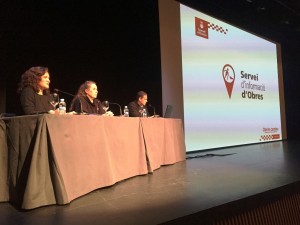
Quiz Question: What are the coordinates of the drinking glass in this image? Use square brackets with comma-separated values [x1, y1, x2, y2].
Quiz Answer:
[49, 93, 59, 110]
[102, 101, 109, 112]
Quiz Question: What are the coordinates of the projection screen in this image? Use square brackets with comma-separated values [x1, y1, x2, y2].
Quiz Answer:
[159, 0, 286, 152]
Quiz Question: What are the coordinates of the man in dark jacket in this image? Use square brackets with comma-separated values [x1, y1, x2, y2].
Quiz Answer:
[128, 91, 149, 117]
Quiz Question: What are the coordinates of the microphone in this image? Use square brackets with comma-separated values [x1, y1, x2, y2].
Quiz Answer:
[54, 88, 75, 97]
[54, 88, 83, 114]
[148, 104, 156, 116]
[107, 101, 123, 116]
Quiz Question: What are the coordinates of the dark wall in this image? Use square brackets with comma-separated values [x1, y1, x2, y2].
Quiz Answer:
[0, 0, 162, 115]
[1, 0, 299, 138]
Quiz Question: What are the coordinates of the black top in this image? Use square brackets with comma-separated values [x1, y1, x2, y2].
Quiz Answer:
[128, 101, 148, 117]
[71, 96, 106, 115]
[20, 87, 52, 115]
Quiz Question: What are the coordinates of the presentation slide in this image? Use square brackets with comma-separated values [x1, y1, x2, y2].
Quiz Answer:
[180, 4, 283, 152]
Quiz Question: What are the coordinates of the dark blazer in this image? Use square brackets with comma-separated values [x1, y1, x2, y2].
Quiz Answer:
[20, 87, 52, 115]
[71, 96, 105, 114]
[128, 101, 148, 117]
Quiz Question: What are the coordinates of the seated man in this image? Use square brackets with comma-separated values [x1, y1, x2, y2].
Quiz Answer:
[128, 91, 149, 117]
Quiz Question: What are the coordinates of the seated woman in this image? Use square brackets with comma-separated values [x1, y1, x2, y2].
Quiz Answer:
[69, 80, 112, 115]
[17, 66, 53, 115]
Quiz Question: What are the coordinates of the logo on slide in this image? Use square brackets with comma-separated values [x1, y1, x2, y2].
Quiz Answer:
[195, 17, 209, 39]
[208, 23, 228, 35]
[222, 64, 235, 98]
[260, 134, 280, 141]
[195, 17, 228, 39]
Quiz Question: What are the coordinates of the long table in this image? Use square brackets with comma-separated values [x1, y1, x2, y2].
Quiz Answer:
[0, 114, 186, 209]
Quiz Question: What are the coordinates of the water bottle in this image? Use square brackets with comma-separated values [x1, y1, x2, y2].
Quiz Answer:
[59, 99, 66, 115]
[142, 108, 147, 117]
[124, 106, 129, 117]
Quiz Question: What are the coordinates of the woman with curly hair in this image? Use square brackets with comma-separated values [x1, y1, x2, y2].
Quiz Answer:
[69, 80, 111, 115]
[17, 66, 53, 115]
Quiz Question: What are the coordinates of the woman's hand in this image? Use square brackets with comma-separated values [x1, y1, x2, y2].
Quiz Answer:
[67, 111, 77, 115]
[103, 111, 114, 116]
[48, 109, 60, 115]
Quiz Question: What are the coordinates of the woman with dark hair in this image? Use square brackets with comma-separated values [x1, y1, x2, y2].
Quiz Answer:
[17, 66, 53, 115]
[69, 80, 112, 115]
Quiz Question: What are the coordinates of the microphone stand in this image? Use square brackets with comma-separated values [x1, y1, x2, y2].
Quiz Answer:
[108, 102, 123, 116]
[148, 104, 156, 116]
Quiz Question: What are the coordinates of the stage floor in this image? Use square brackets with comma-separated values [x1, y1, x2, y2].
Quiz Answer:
[1, 140, 300, 225]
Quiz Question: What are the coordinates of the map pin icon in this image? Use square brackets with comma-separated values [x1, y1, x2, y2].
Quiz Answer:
[222, 64, 235, 98]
